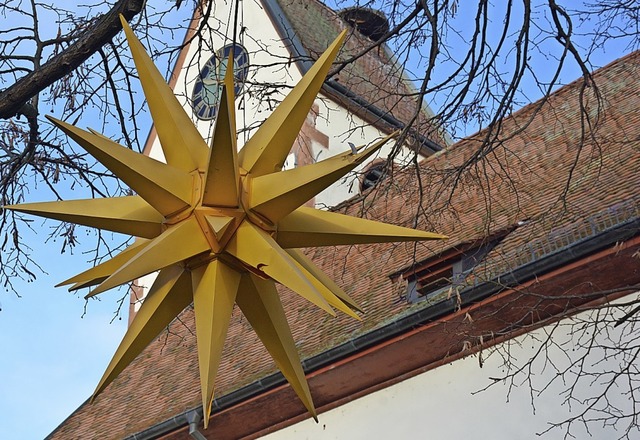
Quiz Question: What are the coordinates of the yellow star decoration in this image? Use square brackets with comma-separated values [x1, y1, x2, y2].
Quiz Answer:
[5, 18, 445, 426]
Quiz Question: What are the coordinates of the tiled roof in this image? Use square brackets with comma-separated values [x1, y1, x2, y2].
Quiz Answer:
[47, 50, 640, 439]
[264, 0, 447, 151]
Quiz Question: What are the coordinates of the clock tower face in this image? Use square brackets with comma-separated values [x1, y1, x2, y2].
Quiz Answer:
[192, 43, 249, 120]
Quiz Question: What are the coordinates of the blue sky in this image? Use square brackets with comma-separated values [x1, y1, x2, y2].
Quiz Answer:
[0, 2, 636, 439]
[0, 225, 129, 439]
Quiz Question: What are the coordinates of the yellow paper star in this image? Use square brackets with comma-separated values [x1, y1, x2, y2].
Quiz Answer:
[5, 17, 446, 426]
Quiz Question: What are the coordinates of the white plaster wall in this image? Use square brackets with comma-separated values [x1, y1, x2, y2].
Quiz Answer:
[261, 298, 638, 440]
[305, 96, 410, 208]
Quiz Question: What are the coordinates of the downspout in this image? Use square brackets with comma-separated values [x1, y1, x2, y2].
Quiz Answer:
[186, 410, 207, 440]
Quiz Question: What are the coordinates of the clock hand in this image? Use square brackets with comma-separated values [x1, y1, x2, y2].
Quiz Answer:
[202, 78, 223, 86]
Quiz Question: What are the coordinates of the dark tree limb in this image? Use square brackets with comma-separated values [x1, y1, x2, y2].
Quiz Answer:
[0, 0, 145, 120]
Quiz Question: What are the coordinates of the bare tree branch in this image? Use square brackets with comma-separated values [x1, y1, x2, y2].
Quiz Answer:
[0, 0, 145, 120]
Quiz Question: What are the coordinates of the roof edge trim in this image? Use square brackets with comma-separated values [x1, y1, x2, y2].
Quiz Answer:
[261, 0, 315, 73]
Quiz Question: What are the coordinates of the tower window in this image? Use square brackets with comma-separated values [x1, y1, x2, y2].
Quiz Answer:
[361, 162, 385, 191]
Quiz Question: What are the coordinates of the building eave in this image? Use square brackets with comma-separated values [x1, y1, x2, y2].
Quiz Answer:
[123, 217, 640, 440]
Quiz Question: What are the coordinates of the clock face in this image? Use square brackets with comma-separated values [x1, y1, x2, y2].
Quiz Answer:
[192, 43, 249, 120]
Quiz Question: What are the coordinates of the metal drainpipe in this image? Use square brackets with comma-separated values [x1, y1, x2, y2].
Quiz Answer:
[185, 410, 208, 440]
